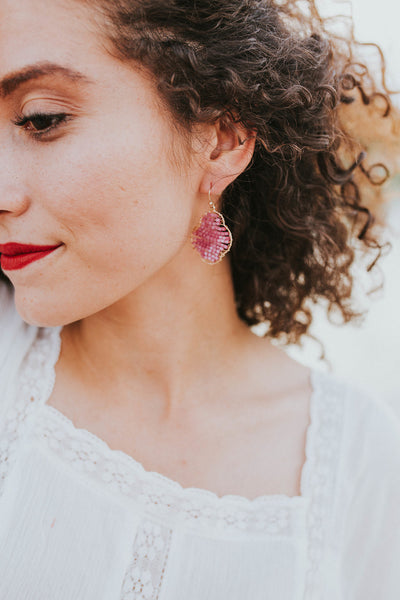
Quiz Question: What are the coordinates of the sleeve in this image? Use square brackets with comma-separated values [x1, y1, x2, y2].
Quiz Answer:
[333, 386, 400, 599]
[0, 283, 38, 418]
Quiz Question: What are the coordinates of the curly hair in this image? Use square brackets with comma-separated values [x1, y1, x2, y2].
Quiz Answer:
[1, 0, 396, 343]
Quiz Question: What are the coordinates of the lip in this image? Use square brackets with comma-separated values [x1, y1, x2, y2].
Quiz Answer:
[0, 243, 62, 256]
[0, 243, 62, 271]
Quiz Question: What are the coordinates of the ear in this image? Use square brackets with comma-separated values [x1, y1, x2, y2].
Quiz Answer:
[198, 114, 257, 196]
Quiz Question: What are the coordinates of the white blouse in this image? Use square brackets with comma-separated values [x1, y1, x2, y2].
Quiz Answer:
[1, 284, 400, 600]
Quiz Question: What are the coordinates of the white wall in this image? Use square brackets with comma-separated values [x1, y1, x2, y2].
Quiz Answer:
[351, 0, 400, 89]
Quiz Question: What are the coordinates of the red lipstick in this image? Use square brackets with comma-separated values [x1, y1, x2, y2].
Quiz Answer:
[0, 243, 62, 271]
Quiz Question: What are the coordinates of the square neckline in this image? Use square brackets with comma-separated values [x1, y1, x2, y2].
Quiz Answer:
[27, 324, 326, 508]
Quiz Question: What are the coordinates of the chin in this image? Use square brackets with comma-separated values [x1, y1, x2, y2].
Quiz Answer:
[13, 291, 79, 328]
[15, 307, 65, 328]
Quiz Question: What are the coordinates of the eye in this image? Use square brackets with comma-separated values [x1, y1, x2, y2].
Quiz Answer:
[11, 111, 71, 139]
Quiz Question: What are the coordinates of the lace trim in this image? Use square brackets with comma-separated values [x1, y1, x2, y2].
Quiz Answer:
[34, 404, 302, 535]
[0, 326, 61, 498]
[120, 521, 172, 600]
[302, 370, 344, 599]
[20, 326, 310, 535]
[3, 324, 343, 549]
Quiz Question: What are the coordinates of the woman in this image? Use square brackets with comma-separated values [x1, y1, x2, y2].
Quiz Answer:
[0, 0, 399, 598]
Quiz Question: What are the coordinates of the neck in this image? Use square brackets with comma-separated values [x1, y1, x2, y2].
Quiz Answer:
[59, 255, 257, 416]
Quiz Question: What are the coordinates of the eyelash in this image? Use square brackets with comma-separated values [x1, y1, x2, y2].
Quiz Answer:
[11, 111, 71, 140]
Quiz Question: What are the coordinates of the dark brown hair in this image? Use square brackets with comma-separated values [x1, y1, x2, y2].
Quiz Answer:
[1, 0, 397, 343]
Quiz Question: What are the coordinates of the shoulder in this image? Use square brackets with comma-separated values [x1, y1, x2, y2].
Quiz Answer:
[309, 367, 400, 524]
[313, 368, 400, 524]
[0, 283, 38, 416]
[335, 372, 400, 475]
[313, 372, 400, 597]
[312, 368, 400, 471]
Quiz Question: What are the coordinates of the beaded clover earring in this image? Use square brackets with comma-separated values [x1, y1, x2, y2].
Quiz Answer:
[191, 186, 233, 265]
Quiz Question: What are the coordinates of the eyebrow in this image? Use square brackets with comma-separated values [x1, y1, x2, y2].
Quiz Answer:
[0, 61, 94, 98]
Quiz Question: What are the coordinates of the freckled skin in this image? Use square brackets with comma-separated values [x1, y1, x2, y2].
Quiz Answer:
[0, 0, 312, 499]
[0, 0, 205, 326]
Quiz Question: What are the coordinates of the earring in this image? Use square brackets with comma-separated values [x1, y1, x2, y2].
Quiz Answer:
[191, 187, 233, 264]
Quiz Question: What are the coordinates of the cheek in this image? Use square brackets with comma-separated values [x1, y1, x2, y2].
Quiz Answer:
[42, 78, 186, 249]
[56, 147, 187, 269]
[17, 128, 193, 325]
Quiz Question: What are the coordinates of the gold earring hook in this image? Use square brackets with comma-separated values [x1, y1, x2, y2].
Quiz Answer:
[208, 185, 217, 212]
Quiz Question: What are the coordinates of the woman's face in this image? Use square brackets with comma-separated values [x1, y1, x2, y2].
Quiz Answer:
[0, 0, 204, 326]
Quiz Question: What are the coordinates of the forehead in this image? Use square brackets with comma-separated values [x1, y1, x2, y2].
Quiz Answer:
[0, 0, 107, 81]
[0, 0, 163, 110]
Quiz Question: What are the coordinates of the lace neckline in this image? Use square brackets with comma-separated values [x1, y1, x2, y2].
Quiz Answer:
[29, 324, 322, 509]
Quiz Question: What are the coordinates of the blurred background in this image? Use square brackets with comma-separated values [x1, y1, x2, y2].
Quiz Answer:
[286, 0, 400, 413]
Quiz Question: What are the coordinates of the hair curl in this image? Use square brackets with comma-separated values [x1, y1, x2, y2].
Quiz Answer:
[1, 0, 397, 343]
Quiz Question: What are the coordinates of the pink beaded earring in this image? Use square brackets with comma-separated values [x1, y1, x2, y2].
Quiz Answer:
[191, 186, 233, 264]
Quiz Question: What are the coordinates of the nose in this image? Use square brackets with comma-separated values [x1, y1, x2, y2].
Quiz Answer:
[0, 140, 30, 217]
[0, 188, 29, 217]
